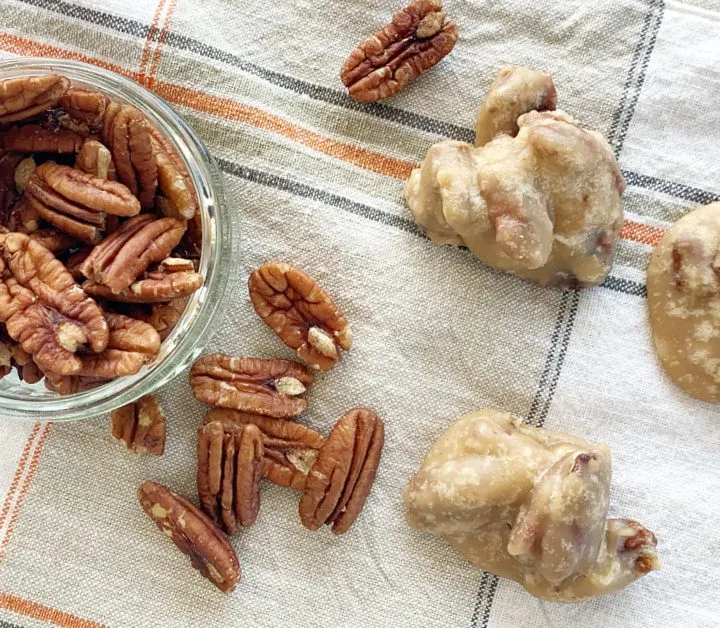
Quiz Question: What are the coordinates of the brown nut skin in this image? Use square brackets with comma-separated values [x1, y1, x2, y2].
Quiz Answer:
[0, 124, 84, 153]
[150, 133, 197, 219]
[125, 297, 187, 340]
[111, 395, 166, 455]
[59, 87, 109, 126]
[340, 0, 458, 103]
[0, 232, 109, 375]
[249, 262, 352, 371]
[0, 75, 70, 124]
[44, 372, 106, 395]
[28, 228, 80, 255]
[197, 421, 264, 534]
[299, 408, 384, 534]
[190, 355, 314, 418]
[138, 480, 241, 593]
[102, 103, 157, 209]
[79, 214, 186, 294]
[83, 269, 203, 303]
[205, 408, 326, 492]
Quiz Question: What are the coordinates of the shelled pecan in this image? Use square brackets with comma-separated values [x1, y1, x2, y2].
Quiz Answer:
[205, 408, 326, 492]
[0, 124, 84, 153]
[75, 139, 116, 180]
[24, 162, 140, 244]
[13, 156, 35, 195]
[138, 480, 241, 593]
[0, 75, 70, 124]
[150, 131, 197, 219]
[83, 264, 202, 303]
[190, 355, 314, 418]
[248, 262, 352, 371]
[79, 214, 185, 293]
[340, 0, 458, 103]
[59, 87, 109, 126]
[126, 297, 187, 339]
[102, 102, 157, 208]
[0, 232, 108, 375]
[197, 421, 264, 534]
[299, 408, 384, 534]
[111, 395, 166, 455]
[28, 228, 80, 254]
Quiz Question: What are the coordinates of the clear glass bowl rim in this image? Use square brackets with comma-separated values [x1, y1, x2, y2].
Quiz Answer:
[0, 57, 233, 422]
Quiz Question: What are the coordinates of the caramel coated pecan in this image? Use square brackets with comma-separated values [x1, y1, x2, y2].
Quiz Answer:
[102, 102, 157, 208]
[299, 408, 384, 534]
[0, 75, 70, 124]
[79, 214, 186, 294]
[205, 408, 325, 492]
[75, 139, 116, 180]
[340, 0, 458, 103]
[249, 262, 352, 371]
[0, 124, 84, 153]
[111, 395, 166, 455]
[0, 232, 108, 375]
[74, 312, 160, 379]
[138, 480, 241, 593]
[190, 355, 314, 418]
[25, 162, 140, 244]
[197, 421, 264, 534]
[59, 87, 109, 126]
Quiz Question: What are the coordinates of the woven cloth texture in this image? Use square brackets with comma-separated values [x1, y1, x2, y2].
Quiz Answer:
[0, 0, 719, 626]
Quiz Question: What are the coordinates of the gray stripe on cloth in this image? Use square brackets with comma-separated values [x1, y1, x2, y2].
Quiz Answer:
[469, 2, 662, 622]
[17, 0, 709, 212]
[0, 621, 25, 628]
[218, 158, 645, 297]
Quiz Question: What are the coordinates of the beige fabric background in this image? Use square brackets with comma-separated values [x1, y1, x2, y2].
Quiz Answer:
[0, 0, 719, 626]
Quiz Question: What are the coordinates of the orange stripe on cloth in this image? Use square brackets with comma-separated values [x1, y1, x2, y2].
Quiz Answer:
[0, 591, 106, 628]
[0, 423, 41, 535]
[146, 0, 179, 89]
[0, 33, 667, 248]
[0, 423, 52, 564]
[138, 0, 168, 86]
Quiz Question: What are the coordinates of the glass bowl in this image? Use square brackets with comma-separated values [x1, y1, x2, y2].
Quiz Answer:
[0, 58, 232, 421]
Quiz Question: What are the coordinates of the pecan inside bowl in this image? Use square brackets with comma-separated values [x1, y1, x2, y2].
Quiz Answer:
[0, 58, 231, 421]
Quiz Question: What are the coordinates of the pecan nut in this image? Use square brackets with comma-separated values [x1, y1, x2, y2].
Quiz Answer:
[299, 408, 384, 534]
[340, 0, 458, 103]
[102, 102, 157, 209]
[111, 395, 166, 455]
[190, 355, 314, 418]
[75, 139, 116, 180]
[25, 162, 140, 244]
[126, 297, 187, 339]
[205, 408, 325, 492]
[79, 214, 186, 293]
[197, 421, 264, 534]
[44, 372, 105, 395]
[74, 312, 160, 379]
[138, 480, 241, 593]
[29, 228, 80, 255]
[13, 156, 36, 195]
[59, 87, 109, 126]
[83, 264, 202, 303]
[248, 262, 352, 371]
[0, 232, 108, 375]
[0, 124, 84, 153]
[150, 129, 197, 219]
[0, 75, 70, 124]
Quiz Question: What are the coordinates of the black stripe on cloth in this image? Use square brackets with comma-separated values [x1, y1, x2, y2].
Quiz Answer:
[0, 620, 24, 628]
[218, 158, 645, 297]
[13, 0, 148, 38]
[623, 170, 720, 205]
[470, 572, 500, 628]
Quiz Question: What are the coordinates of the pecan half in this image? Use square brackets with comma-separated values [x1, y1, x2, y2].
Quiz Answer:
[0, 75, 70, 124]
[205, 408, 325, 492]
[340, 0, 458, 103]
[299, 408, 384, 534]
[59, 87, 109, 126]
[74, 312, 160, 379]
[0, 232, 108, 375]
[197, 421, 264, 534]
[126, 297, 187, 339]
[75, 139, 116, 180]
[83, 265, 202, 303]
[44, 372, 105, 395]
[24, 162, 140, 244]
[111, 395, 166, 455]
[79, 215, 186, 294]
[0, 124, 84, 153]
[248, 262, 352, 371]
[17, 355, 43, 384]
[138, 480, 241, 593]
[150, 134, 196, 219]
[102, 102, 157, 209]
[190, 355, 314, 418]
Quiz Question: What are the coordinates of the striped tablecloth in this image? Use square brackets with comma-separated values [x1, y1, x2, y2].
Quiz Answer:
[1, 0, 719, 626]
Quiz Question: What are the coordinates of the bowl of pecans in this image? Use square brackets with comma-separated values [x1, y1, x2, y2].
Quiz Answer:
[0, 58, 231, 421]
